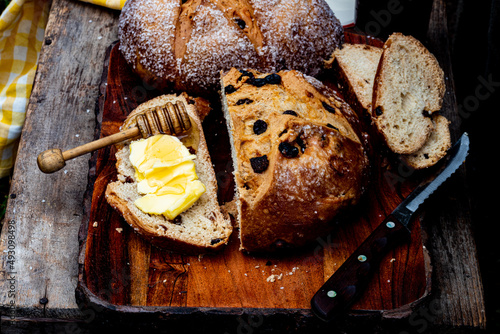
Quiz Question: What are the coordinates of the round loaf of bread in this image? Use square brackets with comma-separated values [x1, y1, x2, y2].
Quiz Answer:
[118, 0, 343, 96]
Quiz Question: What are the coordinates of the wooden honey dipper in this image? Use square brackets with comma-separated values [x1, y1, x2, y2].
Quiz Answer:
[37, 101, 192, 174]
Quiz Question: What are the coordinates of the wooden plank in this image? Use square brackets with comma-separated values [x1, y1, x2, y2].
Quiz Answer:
[421, 0, 486, 329]
[0, 0, 119, 319]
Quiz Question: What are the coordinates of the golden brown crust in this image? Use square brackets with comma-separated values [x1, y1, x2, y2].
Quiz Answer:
[105, 183, 226, 254]
[401, 114, 451, 169]
[239, 122, 368, 251]
[222, 68, 369, 252]
[118, 0, 344, 96]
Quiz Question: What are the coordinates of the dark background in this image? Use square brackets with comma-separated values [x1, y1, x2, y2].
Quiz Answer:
[356, 0, 499, 332]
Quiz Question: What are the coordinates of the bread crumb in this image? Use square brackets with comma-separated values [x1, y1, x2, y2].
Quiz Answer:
[93, 221, 98, 227]
[266, 273, 283, 283]
[116, 228, 123, 233]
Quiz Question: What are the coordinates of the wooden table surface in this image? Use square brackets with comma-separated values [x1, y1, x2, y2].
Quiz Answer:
[0, 0, 487, 332]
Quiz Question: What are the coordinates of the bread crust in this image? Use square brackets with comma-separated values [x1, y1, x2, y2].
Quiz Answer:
[401, 114, 451, 169]
[239, 122, 368, 251]
[105, 94, 232, 254]
[118, 0, 343, 96]
[221, 68, 369, 252]
[106, 182, 229, 254]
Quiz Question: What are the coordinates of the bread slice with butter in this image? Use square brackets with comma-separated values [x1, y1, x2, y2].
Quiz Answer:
[105, 94, 232, 254]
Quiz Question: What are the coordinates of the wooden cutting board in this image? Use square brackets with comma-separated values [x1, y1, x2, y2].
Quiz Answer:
[76, 31, 431, 320]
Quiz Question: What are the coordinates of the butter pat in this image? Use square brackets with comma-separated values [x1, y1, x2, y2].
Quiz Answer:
[129, 134, 205, 220]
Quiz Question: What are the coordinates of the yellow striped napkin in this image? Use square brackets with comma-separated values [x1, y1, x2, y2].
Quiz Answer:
[0, 0, 125, 178]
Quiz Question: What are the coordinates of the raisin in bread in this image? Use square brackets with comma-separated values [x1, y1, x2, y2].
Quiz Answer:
[372, 33, 446, 154]
[221, 68, 369, 252]
[118, 0, 343, 96]
[105, 94, 232, 254]
[325, 43, 383, 117]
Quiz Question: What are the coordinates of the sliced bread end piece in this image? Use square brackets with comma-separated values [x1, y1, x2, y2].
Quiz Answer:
[373, 32, 446, 155]
[402, 114, 451, 169]
[327, 43, 383, 115]
[105, 94, 232, 254]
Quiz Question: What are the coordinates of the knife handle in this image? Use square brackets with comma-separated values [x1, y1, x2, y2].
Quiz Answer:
[311, 215, 411, 321]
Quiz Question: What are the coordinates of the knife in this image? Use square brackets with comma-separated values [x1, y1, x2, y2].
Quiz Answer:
[310, 132, 470, 322]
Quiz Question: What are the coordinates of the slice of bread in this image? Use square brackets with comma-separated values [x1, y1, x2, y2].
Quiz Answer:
[401, 114, 451, 169]
[221, 68, 369, 252]
[329, 35, 450, 169]
[326, 43, 382, 116]
[105, 94, 232, 254]
[372, 33, 446, 154]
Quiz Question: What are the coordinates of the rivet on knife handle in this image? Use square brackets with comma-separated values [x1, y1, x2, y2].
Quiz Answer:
[310, 215, 410, 321]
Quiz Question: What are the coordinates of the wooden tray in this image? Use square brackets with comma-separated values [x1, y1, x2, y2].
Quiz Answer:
[76, 31, 432, 324]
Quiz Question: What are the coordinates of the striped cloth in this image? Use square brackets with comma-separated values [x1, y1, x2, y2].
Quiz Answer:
[0, 0, 125, 178]
[79, 0, 126, 10]
[0, 0, 50, 178]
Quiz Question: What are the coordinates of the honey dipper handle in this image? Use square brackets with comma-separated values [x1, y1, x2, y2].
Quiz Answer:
[37, 127, 140, 173]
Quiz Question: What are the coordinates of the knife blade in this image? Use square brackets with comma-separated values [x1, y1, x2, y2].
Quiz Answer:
[310, 132, 470, 322]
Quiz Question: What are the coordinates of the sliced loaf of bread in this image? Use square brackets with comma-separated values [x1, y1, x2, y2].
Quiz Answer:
[372, 33, 446, 154]
[221, 68, 369, 252]
[105, 94, 232, 254]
